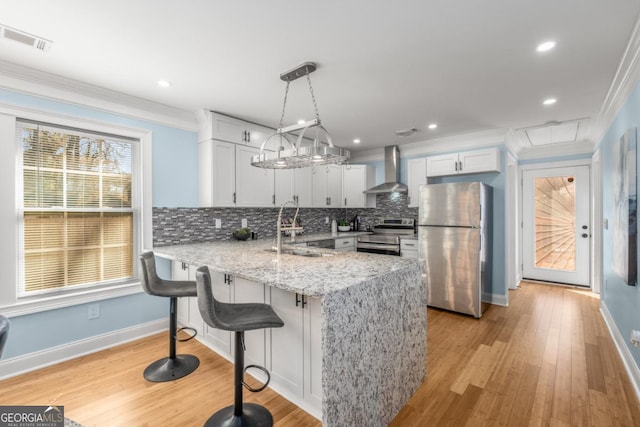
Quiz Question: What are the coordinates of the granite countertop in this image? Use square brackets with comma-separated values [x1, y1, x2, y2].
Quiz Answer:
[153, 238, 418, 298]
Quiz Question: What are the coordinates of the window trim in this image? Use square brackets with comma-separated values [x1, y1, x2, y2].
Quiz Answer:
[0, 104, 152, 317]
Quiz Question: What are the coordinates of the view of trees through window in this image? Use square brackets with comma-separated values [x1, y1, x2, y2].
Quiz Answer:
[19, 122, 135, 294]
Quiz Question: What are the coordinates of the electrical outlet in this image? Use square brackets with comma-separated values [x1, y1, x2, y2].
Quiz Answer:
[325, 216, 329, 224]
[88, 303, 100, 319]
[215, 219, 221, 229]
[242, 218, 247, 228]
[631, 330, 640, 347]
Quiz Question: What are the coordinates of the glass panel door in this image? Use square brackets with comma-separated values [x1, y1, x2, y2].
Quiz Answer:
[522, 166, 590, 286]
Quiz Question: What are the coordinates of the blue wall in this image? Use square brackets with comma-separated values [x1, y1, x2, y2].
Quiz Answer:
[0, 89, 199, 359]
[600, 81, 640, 368]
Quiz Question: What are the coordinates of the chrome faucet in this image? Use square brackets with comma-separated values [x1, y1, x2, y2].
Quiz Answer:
[275, 199, 302, 256]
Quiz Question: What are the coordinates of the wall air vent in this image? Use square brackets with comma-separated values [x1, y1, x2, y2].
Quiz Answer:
[0, 24, 52, 52]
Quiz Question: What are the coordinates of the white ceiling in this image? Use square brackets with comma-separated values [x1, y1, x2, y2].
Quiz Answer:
[1, 0, 639, 153]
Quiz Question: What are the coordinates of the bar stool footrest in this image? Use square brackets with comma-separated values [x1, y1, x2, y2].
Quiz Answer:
[175, 326, 197, 342]
[242, 365, 271, 393]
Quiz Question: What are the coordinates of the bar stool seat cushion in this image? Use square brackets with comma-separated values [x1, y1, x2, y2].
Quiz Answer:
[140, 252, 196, 298]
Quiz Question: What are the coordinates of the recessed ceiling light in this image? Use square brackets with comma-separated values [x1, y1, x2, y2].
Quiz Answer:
[297, 119, 306, 125]
[157, 80, 172, 88]
[543, 98, 557, 105]
[353, 138, 361, 144]
[428, 123, 437, 130]
[536, 41, 556, 52]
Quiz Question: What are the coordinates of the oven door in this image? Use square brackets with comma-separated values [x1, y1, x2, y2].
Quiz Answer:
[356, 242, 401, 256]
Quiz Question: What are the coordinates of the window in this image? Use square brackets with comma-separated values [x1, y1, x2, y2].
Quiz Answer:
[17, 120, 139, 297]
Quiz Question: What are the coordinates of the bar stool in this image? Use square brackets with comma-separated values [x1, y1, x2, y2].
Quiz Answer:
[195, 265, 284, 427]
[140, 252, 199, 382]
[0, 314, 9, 359]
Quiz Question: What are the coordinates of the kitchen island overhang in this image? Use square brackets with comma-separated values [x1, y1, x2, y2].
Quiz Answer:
[154, 240, 426, 426]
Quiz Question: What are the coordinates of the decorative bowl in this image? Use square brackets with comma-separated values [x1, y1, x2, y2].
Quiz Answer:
[338, 225, 350, 232]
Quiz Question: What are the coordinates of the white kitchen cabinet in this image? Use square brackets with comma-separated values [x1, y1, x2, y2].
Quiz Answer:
[235, 144, 275, 207]
[233, 276, 267, 383]
[426, 148, 501, 177]
[407, 157, 427, 208]
[200, 139, 275, 207]
[342, 164, 376, 208]
[274, 167, 313, 207]
[334, 236, 356, 252]
[201, 111, 272, 148]
[269, 287, 322, 416]
[312, 164, 342, 207]
[400, 238, 418, 259]
[172, 261, 205, 336]
[269, 287, 304, 397]
[200, 271, 233, 358]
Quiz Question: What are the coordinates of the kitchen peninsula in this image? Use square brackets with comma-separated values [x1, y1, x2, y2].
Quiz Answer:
[154, 239, 426, 427]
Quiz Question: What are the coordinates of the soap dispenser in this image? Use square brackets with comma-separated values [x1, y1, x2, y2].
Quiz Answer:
[331, 219, 337, 233]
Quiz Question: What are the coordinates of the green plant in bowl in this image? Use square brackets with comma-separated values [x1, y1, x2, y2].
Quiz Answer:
[233, 227, 251, 240]
[337, 219, 349, 226]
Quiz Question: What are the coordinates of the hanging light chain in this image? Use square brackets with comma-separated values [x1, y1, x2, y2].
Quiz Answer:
[306, 71, 321, 122]
[278, 80, 291, 129]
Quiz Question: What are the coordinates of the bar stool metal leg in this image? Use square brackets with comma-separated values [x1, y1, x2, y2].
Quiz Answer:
[144, 297, 200, 382]
[204, 331, 273, 427]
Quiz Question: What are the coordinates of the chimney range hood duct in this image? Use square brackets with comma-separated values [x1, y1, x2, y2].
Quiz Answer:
[365, 145, 408, 193]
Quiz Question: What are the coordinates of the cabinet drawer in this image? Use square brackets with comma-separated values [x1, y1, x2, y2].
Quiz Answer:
[334, 237, 355, 249]
[400, 239, 418, 250]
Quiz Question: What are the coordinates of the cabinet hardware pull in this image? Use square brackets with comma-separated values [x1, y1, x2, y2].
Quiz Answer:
[224, 274, 233, 285]
[233, 192, 236, 204]
[246, 130, 251, 143]
[272, 194, 275, 205]
[295, 293, 301, 307]
[458, 161, 462, 171]
[181, 262, 187, 270]
[301, 294, 307, 308]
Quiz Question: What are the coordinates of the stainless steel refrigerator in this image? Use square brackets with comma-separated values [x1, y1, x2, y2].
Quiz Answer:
[418, 182, 492, 318]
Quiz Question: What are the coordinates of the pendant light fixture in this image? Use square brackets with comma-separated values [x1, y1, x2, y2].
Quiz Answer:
[251, 62, 350, 169]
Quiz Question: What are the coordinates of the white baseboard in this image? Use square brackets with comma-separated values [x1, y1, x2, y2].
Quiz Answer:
[0, 319, 166, 380]
[600, 301, 640, 402]
[483, 292, 508, 307]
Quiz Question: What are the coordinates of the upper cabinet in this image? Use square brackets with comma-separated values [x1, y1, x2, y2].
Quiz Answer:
[342, 165, 376, 208]
[312, 165, 342, 207]
[426, 148, 501, 177]
[199, 139, 275, 207]
[199, 111, 276, 207]
[407, 158, 427, 208]
[275, 168, 313, 208]
[200, 111, 273, 148]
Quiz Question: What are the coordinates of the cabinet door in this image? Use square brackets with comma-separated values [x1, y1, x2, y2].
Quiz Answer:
[326, 164, 342, 207]
[426, 153, 459, 177]
[236, 145, 275, 207]
[274, 169, 295, 207]
[211, 140, 236, 206]
[303, 296, 322, 409]
[234, 277, 267, 383]
[459, 148, 501, 174]
[203, 271, 233, 357]
[294, 168, 313, 207]
[246, 123, 273, 148]
[212, 114, 245, 144]
[311, 168, 329, 207]
[269, 287, 304, 397]
[342, 165, 375, 208]
[407, 158, 427, 207]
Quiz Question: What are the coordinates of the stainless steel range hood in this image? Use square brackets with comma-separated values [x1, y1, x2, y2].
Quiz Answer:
[365, 145, 408, 193]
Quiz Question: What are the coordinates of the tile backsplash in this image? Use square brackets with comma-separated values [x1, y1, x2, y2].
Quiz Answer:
[153, 193, 417, 246]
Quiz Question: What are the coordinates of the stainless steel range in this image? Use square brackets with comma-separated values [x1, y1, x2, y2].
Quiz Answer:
[357, 218, 415, 256]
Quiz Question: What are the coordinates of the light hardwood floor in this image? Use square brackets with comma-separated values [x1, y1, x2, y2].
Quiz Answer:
[1, 282, 639, 426]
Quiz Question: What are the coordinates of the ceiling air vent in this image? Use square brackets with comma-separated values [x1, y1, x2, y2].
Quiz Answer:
[395, 127, 418, 137]
[0, 24, 52, 52]
[519, 118, 588, 146]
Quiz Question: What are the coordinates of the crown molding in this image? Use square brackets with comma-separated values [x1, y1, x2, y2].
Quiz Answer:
[588, 14, 640, 147]
[0, 60, 198, 132]
[351, 128, 507, 162]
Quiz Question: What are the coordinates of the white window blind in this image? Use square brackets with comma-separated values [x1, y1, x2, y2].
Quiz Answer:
[17, 120, 138, 296]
